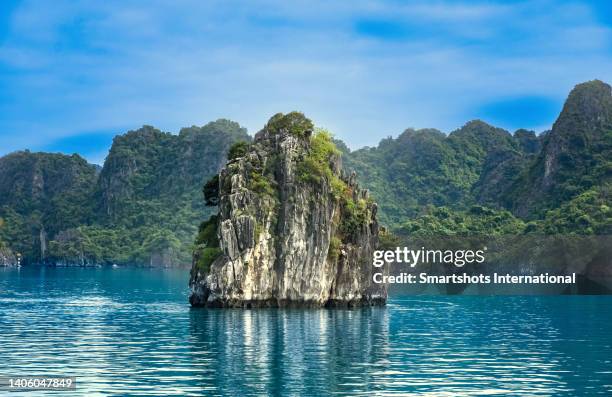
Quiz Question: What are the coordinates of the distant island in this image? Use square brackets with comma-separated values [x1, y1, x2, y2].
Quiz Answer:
[0, 80, 610, 269]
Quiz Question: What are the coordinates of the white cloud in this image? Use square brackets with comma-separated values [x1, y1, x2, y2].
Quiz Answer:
[0, 0, 611, 160]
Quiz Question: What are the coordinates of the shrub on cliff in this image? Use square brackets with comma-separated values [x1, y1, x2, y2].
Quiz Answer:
[196, 247, 222, 273]
[195, 215, 219, 247]
[265, 112, 314, 138]
[194, 215, 221, 272]
[295, 127, 373, 243]
[227, 141, 250, 160]
[203, 175, 220, 206]
[298, 129, 340, 186]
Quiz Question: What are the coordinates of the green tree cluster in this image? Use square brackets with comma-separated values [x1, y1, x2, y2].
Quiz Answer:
[193, 215, 221, 273]
[265, 111, 314, 138]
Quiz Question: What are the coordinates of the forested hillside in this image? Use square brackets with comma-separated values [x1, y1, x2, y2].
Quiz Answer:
[0, 81, 609, 266]
[0, 152, 98, 262]
[0, 120, 250, 265]
[341, 80, 611, 235]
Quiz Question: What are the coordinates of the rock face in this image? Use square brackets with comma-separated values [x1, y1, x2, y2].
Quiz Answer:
[507, 80, 612, 217]
[0, 242, 17, 267]
[189, 112, 386, 308]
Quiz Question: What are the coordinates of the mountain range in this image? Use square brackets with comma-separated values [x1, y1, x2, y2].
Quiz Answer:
[0, 80, 610, 265]
[0, 120, 249, 265]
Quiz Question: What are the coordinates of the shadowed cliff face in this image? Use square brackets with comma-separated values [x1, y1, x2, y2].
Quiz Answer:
[190, 113, 386, 308]
[508, 80, 612, 217]
[0, 240, 17, 266]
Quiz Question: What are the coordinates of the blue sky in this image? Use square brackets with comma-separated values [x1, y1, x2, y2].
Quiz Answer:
[1, 0, 611, 164]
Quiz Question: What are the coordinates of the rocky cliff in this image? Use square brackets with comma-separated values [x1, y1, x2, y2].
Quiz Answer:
[0, 240, 17, 266]
[0, 121, 249, 266]
[189, 112, 386, 307]
[506, 80, 612, 217]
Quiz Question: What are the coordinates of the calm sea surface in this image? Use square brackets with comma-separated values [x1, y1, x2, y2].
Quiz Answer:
[0, 267, 611, 396]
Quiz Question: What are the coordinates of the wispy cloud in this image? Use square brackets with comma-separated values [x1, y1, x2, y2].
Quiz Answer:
[0, 0, 611, 162]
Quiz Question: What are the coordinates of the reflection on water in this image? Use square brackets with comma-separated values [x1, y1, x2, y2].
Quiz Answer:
[188, 307, 390, 396]
[0, 267, 611, 396]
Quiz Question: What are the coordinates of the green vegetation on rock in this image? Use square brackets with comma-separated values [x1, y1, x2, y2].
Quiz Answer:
[265, 111, 314, 138]
[227, 141, 250, 160]
[298, 129, 341, 188]
[298, 127, 373, 243]
[194, 215, 221, 273]
[538, 185, 611, 235]
[249, 169, 276, 197]
[203, 174, 220, 207]
[196, 247, 222, 273]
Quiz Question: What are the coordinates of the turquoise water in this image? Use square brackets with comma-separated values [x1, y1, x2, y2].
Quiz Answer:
[0, 267, 611, 396]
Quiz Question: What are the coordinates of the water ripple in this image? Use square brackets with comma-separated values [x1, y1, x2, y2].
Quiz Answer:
[0, 267, 611, 396]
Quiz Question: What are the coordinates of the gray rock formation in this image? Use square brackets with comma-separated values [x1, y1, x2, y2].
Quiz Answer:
[190, 112, 387, 307]
[0, 242, 17, 267]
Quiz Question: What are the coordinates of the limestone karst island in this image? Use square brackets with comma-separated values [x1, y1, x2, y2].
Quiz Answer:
[2, 1, 612, 395]
[189, 113, 387, 307]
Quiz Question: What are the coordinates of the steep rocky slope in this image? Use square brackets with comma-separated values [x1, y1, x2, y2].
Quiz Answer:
[342, 80, 611, 228]
[0, 120, 250, 265]
[0, 239, 17, 266]
[0, 152, 97, 262]
[97, 120, 249, 221]
[506, 80, 612, 217]
[190, 113, 386, 307]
